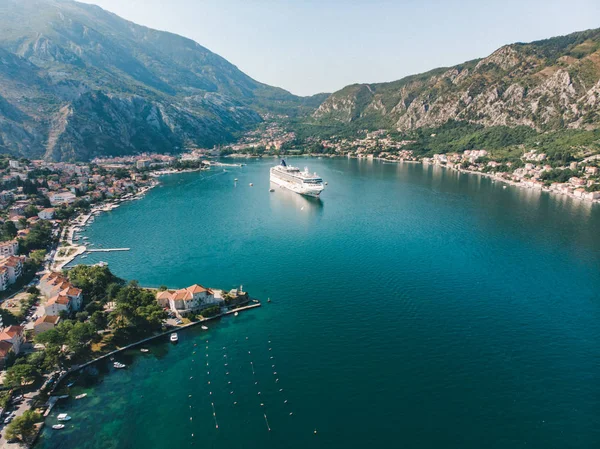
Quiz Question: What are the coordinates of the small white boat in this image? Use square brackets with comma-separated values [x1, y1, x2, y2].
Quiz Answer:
[201, 326, 208, 330]
[170, 333, 179, 342]
[140, 348, 149, 353]
[503, 186, 507, 189]
[113, 362, 126, 369]
[75, 393, 87, 399]
[52, 424, 65, 430]
[57, 414, 71, 422]
[249, 183, 253, 186]
[234, 178, 238, 182]
[234, 312, 239, 317]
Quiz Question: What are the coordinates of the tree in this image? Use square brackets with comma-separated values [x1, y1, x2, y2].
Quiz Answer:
[29, 249, 46, 267]
[67, 321, 97, 355]
[4, 364, 39, 388]
[23, 204, 39, 218]
[2, 221, 17, 239]
[5, 410, 42, 443]
[18, 221, 53, 254]
[68, 265, 123, 304]
[90, 311, 108, 331]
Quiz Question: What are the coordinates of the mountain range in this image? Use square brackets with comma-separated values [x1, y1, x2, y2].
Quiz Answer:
[0, 0, 598, 161]
[313, 29, 600, 134]
[0, 0, 326, 161]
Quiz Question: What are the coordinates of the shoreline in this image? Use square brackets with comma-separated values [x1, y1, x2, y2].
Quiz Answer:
[50, 183, 159, 271]
[51, 301, 261, 389]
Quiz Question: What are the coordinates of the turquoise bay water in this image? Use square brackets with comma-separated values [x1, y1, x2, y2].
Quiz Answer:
[39, 158, 600, 449]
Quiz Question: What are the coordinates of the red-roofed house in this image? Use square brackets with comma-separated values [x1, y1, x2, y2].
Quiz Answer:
[0, 341, 14, 368]
[59, 286, 83, 311]
[158, 284, 221, 317]
[0, 325, 25, 354]
[0, 256, 24, 285]
[34, 315, 60, 335]
[44, 294, 71, 316]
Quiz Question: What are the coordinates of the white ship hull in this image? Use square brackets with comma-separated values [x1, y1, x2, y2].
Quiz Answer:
[270, 171, 323, 197]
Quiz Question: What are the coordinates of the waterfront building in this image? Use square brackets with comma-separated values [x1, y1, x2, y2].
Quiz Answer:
[156, 284, 223, 317]
[48, 191, 77, 205]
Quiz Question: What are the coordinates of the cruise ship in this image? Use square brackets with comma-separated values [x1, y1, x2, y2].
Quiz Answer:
[270, 160, 325, 197]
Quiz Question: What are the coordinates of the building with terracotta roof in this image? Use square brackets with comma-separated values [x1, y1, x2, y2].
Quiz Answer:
[0, 341, 14, 368]
[0, 240, 18, 258]
[34, 315, 60, 335]
[0, 325, 25, 354]
[0, 255, 24, 285]
[156, 284, 222, 317]
[44, 294, 72, 316]
[38, 208, 55, 220]
[0, 267, 9, 292]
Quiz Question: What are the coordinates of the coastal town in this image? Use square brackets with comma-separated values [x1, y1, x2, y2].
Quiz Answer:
[216, 124, 600, 203]
[0, 125, 595, 445]
[0, 154, 256, 447]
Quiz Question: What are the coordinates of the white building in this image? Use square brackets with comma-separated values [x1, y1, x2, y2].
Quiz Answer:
[48, 191, 77, 205]
[0, 240, 18, 258]
[0, 256, 24, 285]
[157, 284, 223, 317]
[38, 208, 55, 220]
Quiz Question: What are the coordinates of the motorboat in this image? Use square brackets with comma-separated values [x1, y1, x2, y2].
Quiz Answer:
[52, 424, 65, 430]
[170, 333, 179, 342]
[234, 312, 239, 317]
[201, 326, 208, 330]
[57, 414, 71, 422]
[75, 393, 87, 399]
[113, 362, 126, 369]
[140, 348, 149, 353]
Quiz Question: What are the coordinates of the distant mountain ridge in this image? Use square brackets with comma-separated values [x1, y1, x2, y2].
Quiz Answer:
[313, 28, 600, 133]
[0, 0, 326, 161]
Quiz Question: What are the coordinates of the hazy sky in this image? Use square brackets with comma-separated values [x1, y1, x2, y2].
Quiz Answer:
[78, 0, 600, 96]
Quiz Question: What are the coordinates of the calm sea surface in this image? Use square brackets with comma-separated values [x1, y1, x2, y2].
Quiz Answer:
[38, 158, 600, 449]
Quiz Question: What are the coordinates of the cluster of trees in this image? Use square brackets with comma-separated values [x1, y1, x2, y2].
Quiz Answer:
[18, 220, 53, 254]
[5, 410, 42, 444]
[0, 221, 18, 242]
[68, 266, 166, 343]
[540, 168, 579, 184]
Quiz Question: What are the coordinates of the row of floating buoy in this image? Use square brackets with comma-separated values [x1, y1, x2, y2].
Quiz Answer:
[185, 333, 316, 436]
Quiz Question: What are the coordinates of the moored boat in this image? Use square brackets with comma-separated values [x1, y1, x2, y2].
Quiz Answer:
[170, 333, 179, 342]
[75, 393, 87, 399]
[201, 325, 208, 330]
[57, 414, 71, 422]
[52, 424, 65, 430]
[113, 362, 126, 369]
